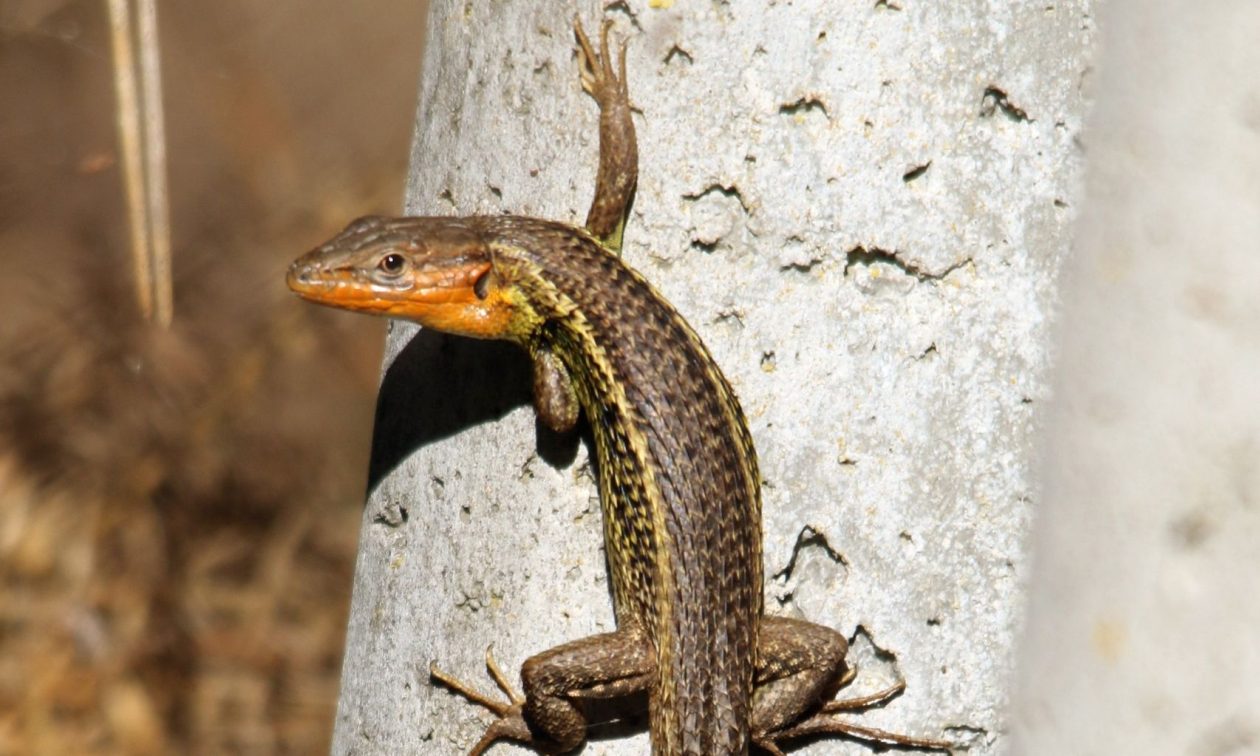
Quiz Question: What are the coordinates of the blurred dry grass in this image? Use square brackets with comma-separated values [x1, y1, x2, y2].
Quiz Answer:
[0, 0, 427, 752]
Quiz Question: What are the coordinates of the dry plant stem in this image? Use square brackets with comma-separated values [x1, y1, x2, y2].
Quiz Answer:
[135, 0, 173, 327]
[106, 0, 173, 327]
[106, 0, 151, 321]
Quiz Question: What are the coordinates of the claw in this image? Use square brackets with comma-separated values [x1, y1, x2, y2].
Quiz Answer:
[573, 17, 600, 96]
[837, 662, 858, 690]
[773, 715, 956, 752]
[820, 679, 907, 714]
[483, 645, 525, 707]
[430, 651, 536, 754]
[430, 659, 515, 718]
[573, 17, 627, 103]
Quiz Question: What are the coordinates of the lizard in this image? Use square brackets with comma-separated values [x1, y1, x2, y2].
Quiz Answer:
[287, 17, 954, 756]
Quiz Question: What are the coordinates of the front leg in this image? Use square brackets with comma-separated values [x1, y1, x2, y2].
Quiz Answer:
[531, 346, 579, 433]
[752, 616, 954, 755]
[574, 18, 637, 253]
[431, 628, 655, 754]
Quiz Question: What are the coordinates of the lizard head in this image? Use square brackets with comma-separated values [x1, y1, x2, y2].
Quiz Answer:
[287, 215, 531, 340]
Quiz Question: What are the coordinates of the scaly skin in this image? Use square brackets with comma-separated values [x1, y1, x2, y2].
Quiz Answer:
[288, 17, 953, 756]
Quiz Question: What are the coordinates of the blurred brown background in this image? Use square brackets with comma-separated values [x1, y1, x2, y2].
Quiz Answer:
[0, 1, 428, 752]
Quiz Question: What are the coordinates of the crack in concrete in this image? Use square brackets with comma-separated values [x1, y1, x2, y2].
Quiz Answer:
[773, 524, 850, 583]
[980, 85, 1032, 122]
[845, 245, 972, 282]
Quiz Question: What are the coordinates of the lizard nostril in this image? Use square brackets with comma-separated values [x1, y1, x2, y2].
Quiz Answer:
[286, 262, 317, 289]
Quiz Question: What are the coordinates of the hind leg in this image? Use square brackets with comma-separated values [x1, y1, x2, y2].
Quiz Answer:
[751, 616, 953, 754]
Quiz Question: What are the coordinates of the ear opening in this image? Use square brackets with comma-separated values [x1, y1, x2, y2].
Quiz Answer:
[473, 267, 493, 299]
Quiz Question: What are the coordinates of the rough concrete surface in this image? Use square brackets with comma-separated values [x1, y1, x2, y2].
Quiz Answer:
[332, 1, 1094, 754]
[1011, 2, 1260, 754]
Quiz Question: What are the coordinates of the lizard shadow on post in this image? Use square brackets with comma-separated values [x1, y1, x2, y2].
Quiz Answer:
[367, 329, 651, 744]
[365, 328, 583, 499]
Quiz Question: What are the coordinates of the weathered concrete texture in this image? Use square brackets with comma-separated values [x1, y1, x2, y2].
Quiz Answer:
[332, 1, 1094, 754]
[1011, 3, 1260, 755]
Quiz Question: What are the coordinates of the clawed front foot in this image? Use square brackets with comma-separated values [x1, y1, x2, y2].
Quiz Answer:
[573, 17, 628, 107]
[572, 16, 637, 251]
[430, 647, 536, 756]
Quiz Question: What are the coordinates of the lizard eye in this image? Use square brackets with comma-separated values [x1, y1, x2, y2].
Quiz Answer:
[378, 253, 407, 275]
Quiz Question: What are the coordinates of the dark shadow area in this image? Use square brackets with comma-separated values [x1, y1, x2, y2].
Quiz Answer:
[366, 329, 585, 493]
[536, 412, 586, 469]
[367, 329, 530, 491]
[579, 691, 649, 750]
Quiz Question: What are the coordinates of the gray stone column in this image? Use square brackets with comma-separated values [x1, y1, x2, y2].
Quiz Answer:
[333, 2, 1094, 753]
